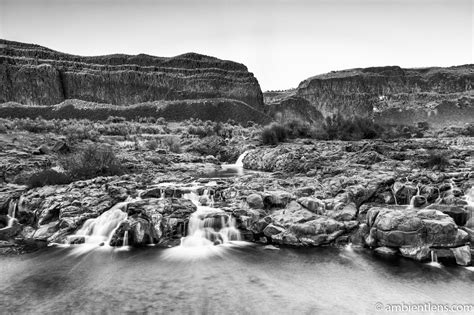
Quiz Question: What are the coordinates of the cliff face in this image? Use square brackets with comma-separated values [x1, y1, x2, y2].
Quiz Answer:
[265, 65, 473, 127]
[0, 39, 264, 115]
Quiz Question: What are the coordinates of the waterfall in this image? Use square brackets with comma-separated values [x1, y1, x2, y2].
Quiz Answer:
[163, 189, 244, 259]
[235, 151, 249, 167]
[465, 187, 474, 228]
[427, 250, 441, 268]
[123, 230, 129, 247]
[69, 201, 128, 246]
[8, 199, 17, 220]
[219, 151, 249, 176]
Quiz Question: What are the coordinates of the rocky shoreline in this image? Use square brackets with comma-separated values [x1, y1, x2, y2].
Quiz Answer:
[1, 127, 472, 266]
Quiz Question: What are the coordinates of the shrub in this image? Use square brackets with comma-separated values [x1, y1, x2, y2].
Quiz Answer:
[321, 114, 383, 141]
[163, 136, 181, 153]
[60, 144, 124, 180]
[145, 140, 159, 151]
[27, 169, 72, 188]
[284, 118, 311, 138]
[423, 150, 450, 170]
[261, 123, 288, 145]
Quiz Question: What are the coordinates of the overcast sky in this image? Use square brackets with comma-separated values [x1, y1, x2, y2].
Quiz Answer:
[1, 0, 472, 90]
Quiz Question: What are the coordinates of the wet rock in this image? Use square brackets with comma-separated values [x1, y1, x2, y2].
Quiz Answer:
[399, 246, 431, 261]
[262, 190, 293, 208]
[426, 204, 468, 226]
[263, 244, 280, 250]
[367, 207, 466, 248]
[297, 197, 325, 214]
[351, 223, 370, 246]
[0, 216, 22, 240]
[270, 201, 316, 226]
[263, 224, 286, 237]
[107, 185, 129, 201]
[67, 235, 85, 245]
[247, 194, 264, 209]
[450, 245, 471, 266]
[295, 187, 315, 197]
[374, 246, 398, 256]
[330, 202, 357, 221]
[0, 184, 27, 215]
[409, 195, 427, 208]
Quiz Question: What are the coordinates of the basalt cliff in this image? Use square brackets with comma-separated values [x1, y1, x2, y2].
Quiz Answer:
[265, 65, 474, 127]
[0, 39, 267, 123]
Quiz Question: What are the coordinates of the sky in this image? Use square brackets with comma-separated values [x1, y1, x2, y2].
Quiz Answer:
[0, 0, 472, 91]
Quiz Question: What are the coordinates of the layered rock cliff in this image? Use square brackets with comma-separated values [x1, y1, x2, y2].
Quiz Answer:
[0, 39, 267, 122]
[265, 65, 473, 127]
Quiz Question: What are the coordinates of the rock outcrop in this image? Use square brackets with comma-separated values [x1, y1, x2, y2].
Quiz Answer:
[0, 39, 268, 123]
[265, 65, 473, 128]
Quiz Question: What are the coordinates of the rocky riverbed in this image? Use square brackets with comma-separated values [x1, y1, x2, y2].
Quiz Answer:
[0, 123, 473, 267]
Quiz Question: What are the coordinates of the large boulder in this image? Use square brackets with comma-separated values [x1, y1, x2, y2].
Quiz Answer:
[365, 207, 468, 248]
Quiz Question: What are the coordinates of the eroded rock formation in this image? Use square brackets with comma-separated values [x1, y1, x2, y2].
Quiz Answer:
[265, 65, 473, 127]
[0, 39, 268, 123]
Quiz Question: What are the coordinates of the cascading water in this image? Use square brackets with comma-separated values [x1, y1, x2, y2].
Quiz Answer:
[163, 188, 246, 260]
[235, 151, 248, 167]
[428, 250, 442, 268]
[465, 187, 474, 228]
[220, 150, 249, 176]
[123, 230, 129, 247]
[67, 201, 129, 252]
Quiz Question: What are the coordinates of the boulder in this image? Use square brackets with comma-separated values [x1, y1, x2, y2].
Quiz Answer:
[297, 197, 325, 214]
[426, 204, 468, 226]
[399, 245, 431, 261]
[450, 245, 471, 266]
[329, 202, 357, 221]
[262, 191, 293, 208]
[367, 207, 464, 248]
[263, 224, 286, 237]
[247, 194, 264, 209]
[374, 246, 398, 256]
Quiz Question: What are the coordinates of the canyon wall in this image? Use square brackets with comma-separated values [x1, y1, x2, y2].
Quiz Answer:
[0, 39, 267, 122]
[266, 65, 473, 127]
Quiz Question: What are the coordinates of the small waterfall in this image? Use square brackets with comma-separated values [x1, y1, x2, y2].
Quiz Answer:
[427, 250, 441, 268]
[220, 151, 249, 176]
[8, 199, 17, 220]
[163, 189, 245, 259]
[235, 151, 249, 167]
[123, 230, 129, 247]
[180, 191, 241, 247]
[160, 189, 165, 200]
[69, 201, 128, 246]
[465, 187, 474, 228]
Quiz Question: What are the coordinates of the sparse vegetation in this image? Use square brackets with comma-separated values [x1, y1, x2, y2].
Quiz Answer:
[163, 136, 182, 153]
[422, 150, 450, 170]
[60, 144, 124, 180]
[261, 122, 288, 145]
[26, 169, 72, 188]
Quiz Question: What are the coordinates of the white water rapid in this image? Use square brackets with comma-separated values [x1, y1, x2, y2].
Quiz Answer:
[163, 187, 247, 260]
[66, 201, 130, 254]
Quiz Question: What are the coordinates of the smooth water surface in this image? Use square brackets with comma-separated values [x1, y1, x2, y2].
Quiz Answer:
[1, 245, 473, 314]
